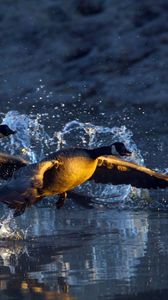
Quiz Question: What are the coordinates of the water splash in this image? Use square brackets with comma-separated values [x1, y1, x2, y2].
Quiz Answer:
[55, 120, 143, 162]
[0, 110, 51, 162]
[0, 112, 145, 205]
[0, 211, 24, 240]
[54, 120, 144, 203]
[0, 111, 145, 240]
[0, 111, 53, 239]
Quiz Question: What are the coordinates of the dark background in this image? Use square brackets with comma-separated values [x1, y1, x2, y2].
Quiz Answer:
[0, 0, 168, 114]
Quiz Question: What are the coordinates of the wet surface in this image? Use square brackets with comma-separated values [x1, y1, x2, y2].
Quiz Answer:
[0, 108, 168, 299]
[0, 209, 168, 300]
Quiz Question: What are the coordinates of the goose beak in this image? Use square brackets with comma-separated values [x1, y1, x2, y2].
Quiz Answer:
[9, 129, 16, 135]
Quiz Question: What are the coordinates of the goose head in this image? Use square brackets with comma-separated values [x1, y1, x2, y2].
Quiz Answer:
[111, 142, 132, 156]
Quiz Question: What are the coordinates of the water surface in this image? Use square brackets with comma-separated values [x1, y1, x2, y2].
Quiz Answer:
[0, 109, 168, 300]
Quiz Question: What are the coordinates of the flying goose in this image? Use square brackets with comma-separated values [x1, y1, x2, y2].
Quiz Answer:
[0, 142, 167, 216]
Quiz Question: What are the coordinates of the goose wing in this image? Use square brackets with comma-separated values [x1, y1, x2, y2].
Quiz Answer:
[0, 152, 28, 180]
[90, 156, 168, 189]
[0, 159, 61, 216]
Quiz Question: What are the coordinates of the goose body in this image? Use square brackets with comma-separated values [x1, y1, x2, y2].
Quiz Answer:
[42, 149, 100, 196]
[0, 142, 167, 216]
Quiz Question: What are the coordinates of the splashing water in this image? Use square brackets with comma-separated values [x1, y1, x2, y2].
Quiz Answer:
[0, 212, 24, 239]
[0, 111, 144, 239]
[54, 120, 144, 204]
[0, 110, 51, 162]
[0, 111, 144, 202]
[55, 120, 142, 154]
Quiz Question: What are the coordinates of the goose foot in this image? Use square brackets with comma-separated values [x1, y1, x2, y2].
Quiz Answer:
[56, 192, 67, 209]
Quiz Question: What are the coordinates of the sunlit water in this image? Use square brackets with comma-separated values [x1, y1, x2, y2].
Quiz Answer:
[0, 111, 168, 299]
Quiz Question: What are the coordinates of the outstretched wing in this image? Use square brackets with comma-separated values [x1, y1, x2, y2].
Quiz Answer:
[90, 156, 168, 189]
[0, 159, 61, 217]
[0, 152, 28, 180]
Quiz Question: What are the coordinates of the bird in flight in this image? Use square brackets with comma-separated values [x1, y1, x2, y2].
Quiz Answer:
[0, 141, 167, 217]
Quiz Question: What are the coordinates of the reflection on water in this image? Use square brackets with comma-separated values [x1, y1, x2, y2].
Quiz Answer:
[0, 209, 148, 300]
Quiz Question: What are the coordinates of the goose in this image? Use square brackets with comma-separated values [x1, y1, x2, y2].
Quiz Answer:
[0, 124, 16, 138]
[0, 123, 27, 179]
[0, 141, 168, 217]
